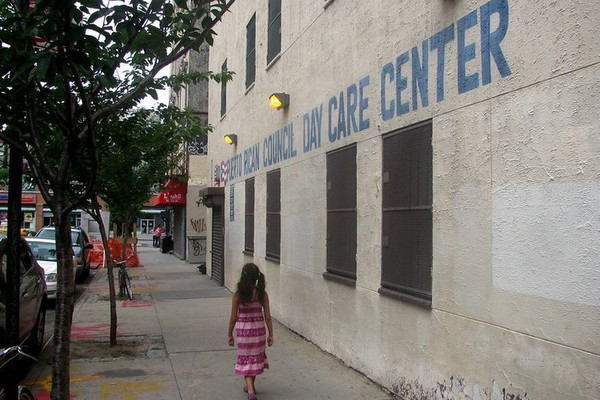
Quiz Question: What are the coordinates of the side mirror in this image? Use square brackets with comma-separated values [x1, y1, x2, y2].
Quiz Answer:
[84, 243, 94, 250]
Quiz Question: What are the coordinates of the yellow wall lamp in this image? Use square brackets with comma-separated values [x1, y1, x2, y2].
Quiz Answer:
[269, 92, 290, 110]
[224, 134, 238, 145]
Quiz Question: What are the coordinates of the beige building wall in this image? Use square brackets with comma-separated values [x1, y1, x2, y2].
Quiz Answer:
[204, 1, 599, 399]
[187, 156, 209, 263]
[171, 39, 211, 262]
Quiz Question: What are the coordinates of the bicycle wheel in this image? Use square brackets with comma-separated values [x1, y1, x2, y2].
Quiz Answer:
[124, 274, 133, 300]
[18, 386, 36, 400]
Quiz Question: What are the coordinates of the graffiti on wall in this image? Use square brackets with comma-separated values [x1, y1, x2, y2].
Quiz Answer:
[190, 218, 207, 233]
[393, 377, 528, 400]
[214, 161, 229, 187]
[216, 0, 512, 184]
[188, 134, 208, 156]
[189, 237, 206, 258]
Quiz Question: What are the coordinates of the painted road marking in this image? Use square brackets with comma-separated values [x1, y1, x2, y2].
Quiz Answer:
[101, 380, 164, 400]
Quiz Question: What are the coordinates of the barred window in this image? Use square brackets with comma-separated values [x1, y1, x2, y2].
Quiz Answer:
[266, 169, 281, 261]
[325, 144, 357, 285]
[381, 121, 433, 307]
[245, 178, 255, 253]
[246, 14, 256, 88]
[220, 59, 227, 117]
[267, 0, 281, 65]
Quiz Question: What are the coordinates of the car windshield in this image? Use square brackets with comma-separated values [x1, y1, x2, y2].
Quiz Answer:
[71, 232, 80, 247]
[37, 229, 81, 247]
[28, 242, 58, 262]
[36, 229, 54, 239]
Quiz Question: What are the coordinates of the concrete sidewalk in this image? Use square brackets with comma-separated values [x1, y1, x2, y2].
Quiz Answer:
[25, 240, 395, 399]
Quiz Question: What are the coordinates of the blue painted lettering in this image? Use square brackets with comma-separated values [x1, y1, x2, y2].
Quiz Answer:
[303, 113, 311, 152]
[329, 78, 371, 143]
[264, 123, 297, 167]
[411, 40, 429, 110]
[480, 0, 511, 85]
[359, 75, 370, 131]
[227, 154, 243, 181]
[381, 63, 395, 121]
[244, 143, 260, 174]
[337, 91, 347, 139]
[312, 105, 323, 149]
[221, 0, 513, 183]
[328, 95, 338, 141]
[430, 24, 455, 102]
[346, 84, 359, 135]
[288, 123, 298, 158]
[457, 10, 479, 94]
[379, 0, 511, 120]
[303, 105, 322, 152]
[396, 51, 410, 116]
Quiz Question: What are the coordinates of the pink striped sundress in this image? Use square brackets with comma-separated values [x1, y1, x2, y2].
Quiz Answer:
[234, 301, 269, 376]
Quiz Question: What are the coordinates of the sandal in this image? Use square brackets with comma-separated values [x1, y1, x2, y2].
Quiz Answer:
[247, 394, 257, 400]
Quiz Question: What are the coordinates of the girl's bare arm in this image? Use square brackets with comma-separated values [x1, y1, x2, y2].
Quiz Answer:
[263, 292, 274, 346]
[228, 293, 239, 346]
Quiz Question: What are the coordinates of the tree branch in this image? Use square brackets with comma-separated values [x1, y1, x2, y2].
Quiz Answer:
[91, 0, 237, 122]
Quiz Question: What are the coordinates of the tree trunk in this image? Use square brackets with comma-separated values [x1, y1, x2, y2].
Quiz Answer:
[4, 144, 23, 400]
[120, 219, 131, 262]
[86, 199, 118, 346]
[50, 213, 76, 400]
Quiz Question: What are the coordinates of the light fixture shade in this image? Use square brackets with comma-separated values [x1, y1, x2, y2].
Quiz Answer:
[224, 134, 238, 145]
[269, 93, 289, 109]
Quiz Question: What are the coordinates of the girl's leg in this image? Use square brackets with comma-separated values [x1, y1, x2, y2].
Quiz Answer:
[244, 375, 257, 396]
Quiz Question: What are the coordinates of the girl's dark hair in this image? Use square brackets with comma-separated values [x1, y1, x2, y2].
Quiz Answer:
[236, 263, 266, 305]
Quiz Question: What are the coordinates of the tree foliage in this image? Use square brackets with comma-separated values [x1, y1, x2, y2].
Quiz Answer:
[0, 0, 234, 204]
[0, 1, 235, 398]
[97, 105, 205, 227]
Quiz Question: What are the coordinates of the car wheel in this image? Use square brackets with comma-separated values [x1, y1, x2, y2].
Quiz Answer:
[75, 265, 85, 283]
[18, 386, 36, 400]
[26, 304, 46, 355]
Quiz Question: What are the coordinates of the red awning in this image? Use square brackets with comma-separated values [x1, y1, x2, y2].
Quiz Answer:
[154, 179, 186, 206]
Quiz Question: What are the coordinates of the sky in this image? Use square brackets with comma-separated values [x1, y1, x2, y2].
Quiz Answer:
[139, 85, 170, 109]
[138, 65, 171, 109]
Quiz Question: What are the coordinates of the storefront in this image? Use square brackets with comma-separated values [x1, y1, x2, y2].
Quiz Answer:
[0, 192, 43, 235]
[153, 178, 187, 258]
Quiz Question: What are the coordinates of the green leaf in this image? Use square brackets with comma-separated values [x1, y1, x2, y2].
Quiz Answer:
[78, 0, 103, 9]
[148, 0, 163, 13]
[34, 53, 52, 79]
[88, 8, 111, 24]
[163, 3, 174, 17]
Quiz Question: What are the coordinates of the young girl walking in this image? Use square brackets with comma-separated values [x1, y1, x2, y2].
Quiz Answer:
[228, 263, 274, 400]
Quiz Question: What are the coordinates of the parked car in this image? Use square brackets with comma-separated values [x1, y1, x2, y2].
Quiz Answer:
[35, 226, 93, 283]
[0, 236, 48, 354]
[26, 237, 76, 301]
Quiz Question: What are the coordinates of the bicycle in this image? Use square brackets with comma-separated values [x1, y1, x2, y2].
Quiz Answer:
[0, 346, 37, 400]
[114, 259, 133, 301]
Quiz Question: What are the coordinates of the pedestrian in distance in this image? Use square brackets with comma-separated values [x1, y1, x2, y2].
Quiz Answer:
[228, 263, 274, 400]
[152, 225, 163, 248]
